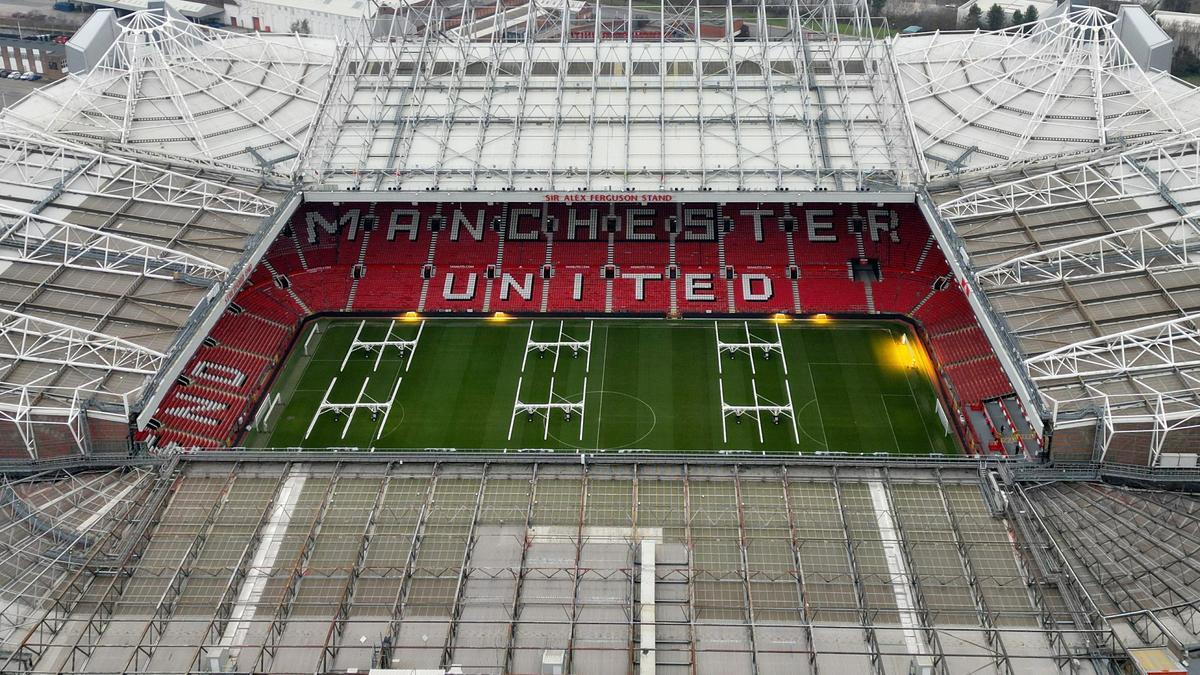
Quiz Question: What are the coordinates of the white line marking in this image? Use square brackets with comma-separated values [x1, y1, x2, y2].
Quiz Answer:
[805, 363, 831, 450]
[880, 393, 901, 453]
[592, 325, 610, 450]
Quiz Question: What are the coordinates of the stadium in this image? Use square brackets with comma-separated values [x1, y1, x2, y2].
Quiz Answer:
[0, 0, 1197, 672]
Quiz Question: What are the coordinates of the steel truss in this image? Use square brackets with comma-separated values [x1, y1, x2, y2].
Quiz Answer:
[0, 203, 230, 282]
[308, 0, 909, 193]
[0, 129, 279, 218]
[893, 6, 1200, 179]
[1, 458, 1143, 674]
[936, 136, 1200, 221]
[972, 209, 1200, 289]
[1026, 315, 1200, 384]
[11, 6, 337, 179]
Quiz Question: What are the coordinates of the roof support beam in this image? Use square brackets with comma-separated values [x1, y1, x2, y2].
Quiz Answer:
[0, 204, 229, 283]
[0, 308, 165, 376]
[1026, 314, 1200, 382]
[974, 211, 1200, 289]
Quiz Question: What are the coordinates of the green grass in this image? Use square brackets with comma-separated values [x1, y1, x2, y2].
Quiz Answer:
[243, 317, 958, 455]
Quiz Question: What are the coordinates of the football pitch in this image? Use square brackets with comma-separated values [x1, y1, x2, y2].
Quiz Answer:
[243, 317, 959, 455]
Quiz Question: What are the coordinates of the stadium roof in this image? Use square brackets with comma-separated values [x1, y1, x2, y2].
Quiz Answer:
[930, 135, 1200, 463]
[7, 8, 337, 180]
[894, 5, 1200, 178]
[0, 455, 1121, 673]
[0, 1, 1197, 460]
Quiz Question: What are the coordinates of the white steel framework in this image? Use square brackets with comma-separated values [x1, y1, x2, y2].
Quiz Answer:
[893, 6, 1200, 178]
[0, 309, 165, 377]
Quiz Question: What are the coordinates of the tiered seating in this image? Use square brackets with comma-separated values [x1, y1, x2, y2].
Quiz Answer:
[296, 203, 346, 269]
[873, 273, 933, 315]
[546, 268, 605, 312]
[209, 314, 293, 356]
[491, 270, 545, 313]
[290, 269, 352, 313]
[726, 206, 789, 268]
[675, 269, 727, 314]
[354, 266, 425, 311]
[433, 203, 503, 266]
[152, 385, 247, 446]
[145, 200, 1022, 454]
[798, 267, 867, 313]
[368, 204, 438, 265]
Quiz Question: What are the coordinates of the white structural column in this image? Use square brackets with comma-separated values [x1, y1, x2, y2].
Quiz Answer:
[867, 480, 927, 658]
[639, 538, 656, 675]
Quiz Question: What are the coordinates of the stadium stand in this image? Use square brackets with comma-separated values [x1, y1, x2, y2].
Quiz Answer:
[143, 202, 1018, 454]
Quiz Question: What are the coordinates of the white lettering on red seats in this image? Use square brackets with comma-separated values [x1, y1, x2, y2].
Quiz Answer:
[739, 208, 774, 242]
[387, 209, 421, 241]
[567, 209, 599, 240]
[868, 209, 900, 243]
[806, 209, 837, 242]
[626, 208, 655, 240]
[683, 209, 714, 240]
[305, 208, 361, 243]
[500, 273, 534, 301]
[443, 272, 478, 300]
[450, 208, 486, 241]
[192, 361, 247, 388]
[741, 273, 773, 301]
[508, 208, 541, 240]
[624, 272, 662, 300]
[164, 392, 227, 426]
[685, 273, 715, 301]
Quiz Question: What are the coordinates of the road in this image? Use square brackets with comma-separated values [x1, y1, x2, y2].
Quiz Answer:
[0, 73, 50, 109]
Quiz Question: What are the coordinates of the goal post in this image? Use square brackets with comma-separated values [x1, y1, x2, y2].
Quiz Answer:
[302, 322, 324, 357]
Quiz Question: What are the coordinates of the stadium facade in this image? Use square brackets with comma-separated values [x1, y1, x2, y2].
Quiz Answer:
[0, 1, 1198, 673]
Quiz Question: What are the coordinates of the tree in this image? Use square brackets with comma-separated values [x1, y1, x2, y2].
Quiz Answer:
[986, 3, 1006, 29]
[966, 3, 982, 28]
[1024, 4, 1038, 23]
[289, 19, 311, 34]
[1172, 43, 1200, 79]
[870, 0, 886, 18]
[1011, 9, 1024, 24]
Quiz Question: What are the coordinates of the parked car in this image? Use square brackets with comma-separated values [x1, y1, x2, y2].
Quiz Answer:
[6, 72, 20, 79]
[0, 70, 11, 79]
[53, 35, 69, 45]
